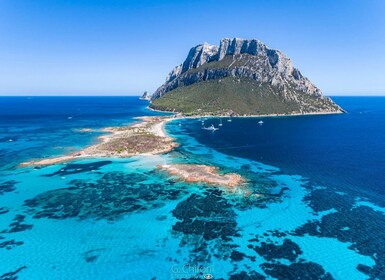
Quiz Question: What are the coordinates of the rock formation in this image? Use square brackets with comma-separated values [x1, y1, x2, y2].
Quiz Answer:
[139, 91, 151, 100]
[150, 38, 343, 115]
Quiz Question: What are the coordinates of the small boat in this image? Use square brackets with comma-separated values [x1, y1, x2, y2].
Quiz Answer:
[178, 123, 182, 126]
[258, 120, 264, 125]
[68, 116, 73, 120]
[219, 119, 223, 126]
[202, 125, 219, 131]
[227, 118, 232, 122]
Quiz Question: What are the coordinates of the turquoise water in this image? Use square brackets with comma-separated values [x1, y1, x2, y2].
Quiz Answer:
[1, 96, 385, 279]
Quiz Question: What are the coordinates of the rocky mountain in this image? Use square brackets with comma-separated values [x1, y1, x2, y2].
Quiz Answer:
[150, 38, 343, 116]
[139, 91, 151, 101]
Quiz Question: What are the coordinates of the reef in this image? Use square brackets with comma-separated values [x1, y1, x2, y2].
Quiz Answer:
[24, 171, 188, 221]
[261, 262, 333, 279]
[252, 239, 302, 262]
[0, 180, 17, 195]
[293, 187, 385, 279]
[172, 189, 240, 264]
[1, 215, 33, 234]
[0, 239, 24, 250]
[43, 161, 112, 177]
[0, 266, 27, 280]
[0, 207, 9, 215]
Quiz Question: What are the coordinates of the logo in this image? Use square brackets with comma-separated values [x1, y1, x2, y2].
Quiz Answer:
[171, 263, 214, 279]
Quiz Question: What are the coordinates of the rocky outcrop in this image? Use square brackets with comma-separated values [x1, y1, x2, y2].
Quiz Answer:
[151, 38, 343, 115]
[218, 38, 266, 59]
[139, 91, 151, 100]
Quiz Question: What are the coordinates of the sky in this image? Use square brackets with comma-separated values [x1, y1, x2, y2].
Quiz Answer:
[0, 0, 384, 96]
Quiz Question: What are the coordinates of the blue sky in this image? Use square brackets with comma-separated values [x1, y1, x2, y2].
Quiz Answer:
[0, 0, 384, 96]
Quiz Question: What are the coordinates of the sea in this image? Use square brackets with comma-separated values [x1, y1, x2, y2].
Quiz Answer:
[0, 96, 385, 279]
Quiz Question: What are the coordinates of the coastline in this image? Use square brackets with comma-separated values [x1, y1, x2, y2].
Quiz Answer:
[19, 113, 249, 190]
[147, 105, 345, 119]
[17, 105, 350, 195]
[20, 108, 344, 168]
[19, 116, 177, 167]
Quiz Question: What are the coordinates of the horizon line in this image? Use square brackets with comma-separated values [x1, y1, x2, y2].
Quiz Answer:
[1, 93, 385, 97]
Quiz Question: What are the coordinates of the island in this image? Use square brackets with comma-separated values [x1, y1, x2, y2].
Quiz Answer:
[19, 38, 345, 192]
[150, 38, 344, 116]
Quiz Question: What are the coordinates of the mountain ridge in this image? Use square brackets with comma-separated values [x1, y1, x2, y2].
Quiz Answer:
[150, 38, 343, 116]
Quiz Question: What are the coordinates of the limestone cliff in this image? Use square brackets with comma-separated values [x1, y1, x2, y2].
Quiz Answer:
[151, 38, 343, 116]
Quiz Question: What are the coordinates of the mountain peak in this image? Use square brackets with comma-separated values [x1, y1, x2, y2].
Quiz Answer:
[151, 38, 343, 116]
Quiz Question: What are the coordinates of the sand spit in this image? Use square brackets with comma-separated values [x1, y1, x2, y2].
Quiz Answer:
[20, 116, 177, 167]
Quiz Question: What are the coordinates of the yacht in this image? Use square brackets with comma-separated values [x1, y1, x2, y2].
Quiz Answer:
[258, 120, 264, 125]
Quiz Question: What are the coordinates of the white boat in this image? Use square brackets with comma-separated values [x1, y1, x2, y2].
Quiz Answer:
[202, 125, 219, 131]
[258, 120, 264, 125]
[227, 118, 232, 122]
[219, 119, 223, 126]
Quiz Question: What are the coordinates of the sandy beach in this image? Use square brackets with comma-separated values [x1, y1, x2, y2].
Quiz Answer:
[19, 116, 177, 167]
[19, 109, 342, 168]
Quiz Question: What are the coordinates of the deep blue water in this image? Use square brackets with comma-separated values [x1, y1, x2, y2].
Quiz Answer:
[1, 96, 385, 279]
[182, 97, 385, 202]
[0, 96, 167, 170]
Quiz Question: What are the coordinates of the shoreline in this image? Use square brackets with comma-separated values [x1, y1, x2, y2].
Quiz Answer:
[19, 113, 250, 191]
[19, 116, 177, 167]
[20, 108, 344, 168]
[18, 108, 346, 192]
[147, 104, 345, 119]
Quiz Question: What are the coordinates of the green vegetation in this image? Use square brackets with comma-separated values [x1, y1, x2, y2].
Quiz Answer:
[150, 77, 339, 116]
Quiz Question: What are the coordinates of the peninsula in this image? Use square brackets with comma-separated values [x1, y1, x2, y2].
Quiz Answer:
[20, 116, 177, 167]
[20, 116, 247, 190]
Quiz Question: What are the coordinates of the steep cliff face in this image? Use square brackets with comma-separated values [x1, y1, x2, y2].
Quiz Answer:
[151, 38, 343, 115]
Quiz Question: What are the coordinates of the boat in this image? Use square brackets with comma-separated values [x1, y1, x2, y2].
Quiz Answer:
[219, 119, 223, 126]
[258, 120, 264, 125]
[227, 118, 232, 122]
[202, 125, 219, 131]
